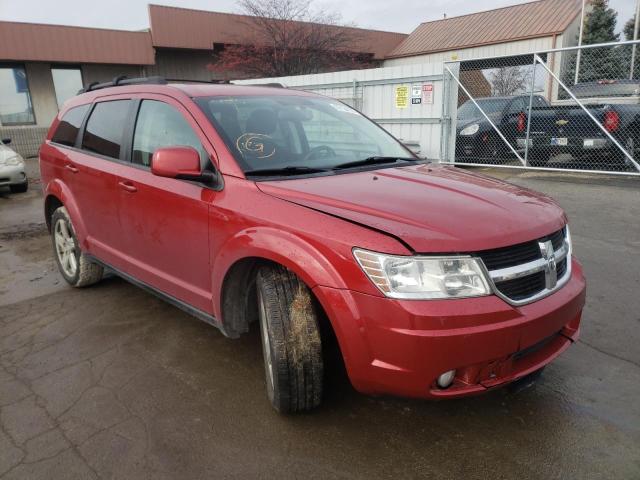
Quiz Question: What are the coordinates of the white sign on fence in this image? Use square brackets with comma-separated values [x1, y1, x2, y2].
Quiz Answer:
[422, 83, 434, 104]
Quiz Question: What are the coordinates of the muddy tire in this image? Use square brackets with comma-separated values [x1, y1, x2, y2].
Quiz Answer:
[51, 206, 103, 287]
[256, 265, 323, 413]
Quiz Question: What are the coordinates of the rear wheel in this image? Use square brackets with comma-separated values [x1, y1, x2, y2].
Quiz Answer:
[614, 136, 637, 171]
[256, 265, 323, 413]
[51, 206, 103, 287]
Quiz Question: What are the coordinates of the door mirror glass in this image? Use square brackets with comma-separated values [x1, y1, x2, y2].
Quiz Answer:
[151, 146, 202, 179]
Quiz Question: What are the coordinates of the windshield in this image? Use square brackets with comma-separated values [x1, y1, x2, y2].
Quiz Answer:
[457, 98, 510, 121]
[195, 95, 413, 175]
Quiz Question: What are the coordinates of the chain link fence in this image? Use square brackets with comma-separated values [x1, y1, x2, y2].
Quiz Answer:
[442, 40, 640, 175]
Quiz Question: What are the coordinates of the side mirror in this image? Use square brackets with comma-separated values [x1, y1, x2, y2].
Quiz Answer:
[1, 138, 11, 145]
[151, 146, 215, 183]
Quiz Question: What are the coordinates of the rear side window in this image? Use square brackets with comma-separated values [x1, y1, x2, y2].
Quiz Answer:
[81, 100, 131, 159]
[51, 104, 90, 147]
[132, 100, 207, 167]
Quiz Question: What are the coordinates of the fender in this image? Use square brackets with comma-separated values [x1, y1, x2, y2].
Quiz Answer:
[44, 179, 89, 250]
[211, 226, 348, 319]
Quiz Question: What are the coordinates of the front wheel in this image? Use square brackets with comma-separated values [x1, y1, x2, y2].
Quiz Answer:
[256, 265, 323, 413]
[613, 136, 637, 171]
[51, 206, 103, 287]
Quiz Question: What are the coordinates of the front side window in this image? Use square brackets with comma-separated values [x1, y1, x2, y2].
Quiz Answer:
[0, 65, 35, 125]
[195, 95, 410, 174]
[81, 100, 131, 159]
[51, 104, 90, 147]
[132, 100, 207, 167]
[51, 67, 83, 109]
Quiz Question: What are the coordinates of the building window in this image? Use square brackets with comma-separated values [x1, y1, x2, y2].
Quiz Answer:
[0, 65, 35, 125]
[51, 67, 83, 109]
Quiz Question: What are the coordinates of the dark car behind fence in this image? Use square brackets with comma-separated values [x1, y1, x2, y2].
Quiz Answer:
[443, 40, 640, 175]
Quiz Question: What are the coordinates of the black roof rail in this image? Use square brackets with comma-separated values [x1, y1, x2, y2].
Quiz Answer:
[239, 82, 287, 88]
[165, 78, 231, 84]
[77, 76, 168, 94]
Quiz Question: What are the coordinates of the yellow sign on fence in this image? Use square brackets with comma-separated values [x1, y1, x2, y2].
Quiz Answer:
[395, 85, 409, 109]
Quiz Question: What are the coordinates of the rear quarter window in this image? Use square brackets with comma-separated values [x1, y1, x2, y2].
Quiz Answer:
[51, 104, 90, 147]
[81, 100, 131, 159]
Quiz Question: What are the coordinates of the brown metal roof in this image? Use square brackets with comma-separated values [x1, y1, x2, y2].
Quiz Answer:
[148, 4, 407, 60]
[387, 0, 582, 59]
[0, 21, 155, 65]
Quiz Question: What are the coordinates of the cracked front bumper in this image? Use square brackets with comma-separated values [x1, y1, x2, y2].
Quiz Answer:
[315, 258, 586, 399]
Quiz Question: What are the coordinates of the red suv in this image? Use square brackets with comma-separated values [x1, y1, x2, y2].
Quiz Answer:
[40, 78, 586, 412]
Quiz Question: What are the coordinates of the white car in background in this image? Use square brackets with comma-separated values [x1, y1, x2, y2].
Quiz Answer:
[0, 138, 28, 193]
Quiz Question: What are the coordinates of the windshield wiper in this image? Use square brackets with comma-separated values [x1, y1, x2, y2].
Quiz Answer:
[331, 156, 418, 170]
[244, 166, 331, 177]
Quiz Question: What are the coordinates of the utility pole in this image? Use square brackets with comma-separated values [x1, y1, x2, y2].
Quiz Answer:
[574, 0, 587, 85]
[630, 0, 640, 79]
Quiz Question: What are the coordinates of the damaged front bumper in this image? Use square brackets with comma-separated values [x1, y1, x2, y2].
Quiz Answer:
[314, 258, 586, 399]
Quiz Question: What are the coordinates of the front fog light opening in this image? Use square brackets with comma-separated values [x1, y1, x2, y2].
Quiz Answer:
[437, 369, 456, 389]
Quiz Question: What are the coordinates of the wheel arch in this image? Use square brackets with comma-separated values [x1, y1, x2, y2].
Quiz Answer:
[214, 227, 349, 338]
[43, 180, 88, 247]
[44, 194, 63, 232]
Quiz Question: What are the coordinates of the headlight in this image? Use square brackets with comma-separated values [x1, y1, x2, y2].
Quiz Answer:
[353, 249, 491, 299]
[0, 156, 23, 166]
[460, 124, 480, 136]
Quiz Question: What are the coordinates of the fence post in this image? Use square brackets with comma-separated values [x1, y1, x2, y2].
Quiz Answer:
[440, 68, 449, 162]
[524, 55, 538, 167]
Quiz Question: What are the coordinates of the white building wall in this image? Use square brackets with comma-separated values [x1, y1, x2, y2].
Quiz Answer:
[384, 37, 556, 67]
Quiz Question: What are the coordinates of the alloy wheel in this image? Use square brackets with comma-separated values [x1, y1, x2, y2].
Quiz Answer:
[54, 218, 77, 277]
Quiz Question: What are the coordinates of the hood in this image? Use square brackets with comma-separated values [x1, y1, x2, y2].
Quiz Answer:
[0, 143, 22, 163]
[456, 112, 501, 132]
[257, 164, 566, 253]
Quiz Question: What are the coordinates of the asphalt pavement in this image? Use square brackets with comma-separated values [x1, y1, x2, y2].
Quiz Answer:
[0, 160, 638, 479]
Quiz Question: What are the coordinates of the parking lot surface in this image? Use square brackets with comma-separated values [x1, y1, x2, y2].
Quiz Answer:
[1, 160, 639, 479]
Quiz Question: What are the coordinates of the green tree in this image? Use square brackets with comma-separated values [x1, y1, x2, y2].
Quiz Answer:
[582, 0, 619, 44]
[563, 0, 624, 85]
[579, 0, 622, 82]
[624, 14, 639, 78]
[624, 16, 636, 40]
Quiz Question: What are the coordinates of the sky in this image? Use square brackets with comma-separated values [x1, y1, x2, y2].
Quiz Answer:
[0, 0, 635, 34]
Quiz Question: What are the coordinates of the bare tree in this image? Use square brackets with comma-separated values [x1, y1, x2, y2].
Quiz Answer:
[211, 0, 370, 78]
[488, 66, 532, 96]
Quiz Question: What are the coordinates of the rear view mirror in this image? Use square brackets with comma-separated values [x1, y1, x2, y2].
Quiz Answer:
[151, 146, 215, 184]
[1, 138, 11, 145]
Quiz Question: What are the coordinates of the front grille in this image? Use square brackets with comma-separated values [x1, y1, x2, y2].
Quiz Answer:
[548, 228, 565, 251]
[477, 227, 566, 271]
[494, 271, 546, 301]
[556, 257, 568, 279]
[476, 241, 540, 270]
[476, 227, 569, 304]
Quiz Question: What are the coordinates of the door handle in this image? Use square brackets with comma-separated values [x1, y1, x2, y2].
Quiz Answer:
[65, 164, 79, 173]
[118, 181, 137, 193]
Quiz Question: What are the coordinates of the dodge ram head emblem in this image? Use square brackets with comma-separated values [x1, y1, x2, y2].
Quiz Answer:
[539, 240, 558, 289]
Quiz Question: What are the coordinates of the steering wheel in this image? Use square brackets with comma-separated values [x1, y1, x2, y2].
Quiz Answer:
[302, 145, 336, 162]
